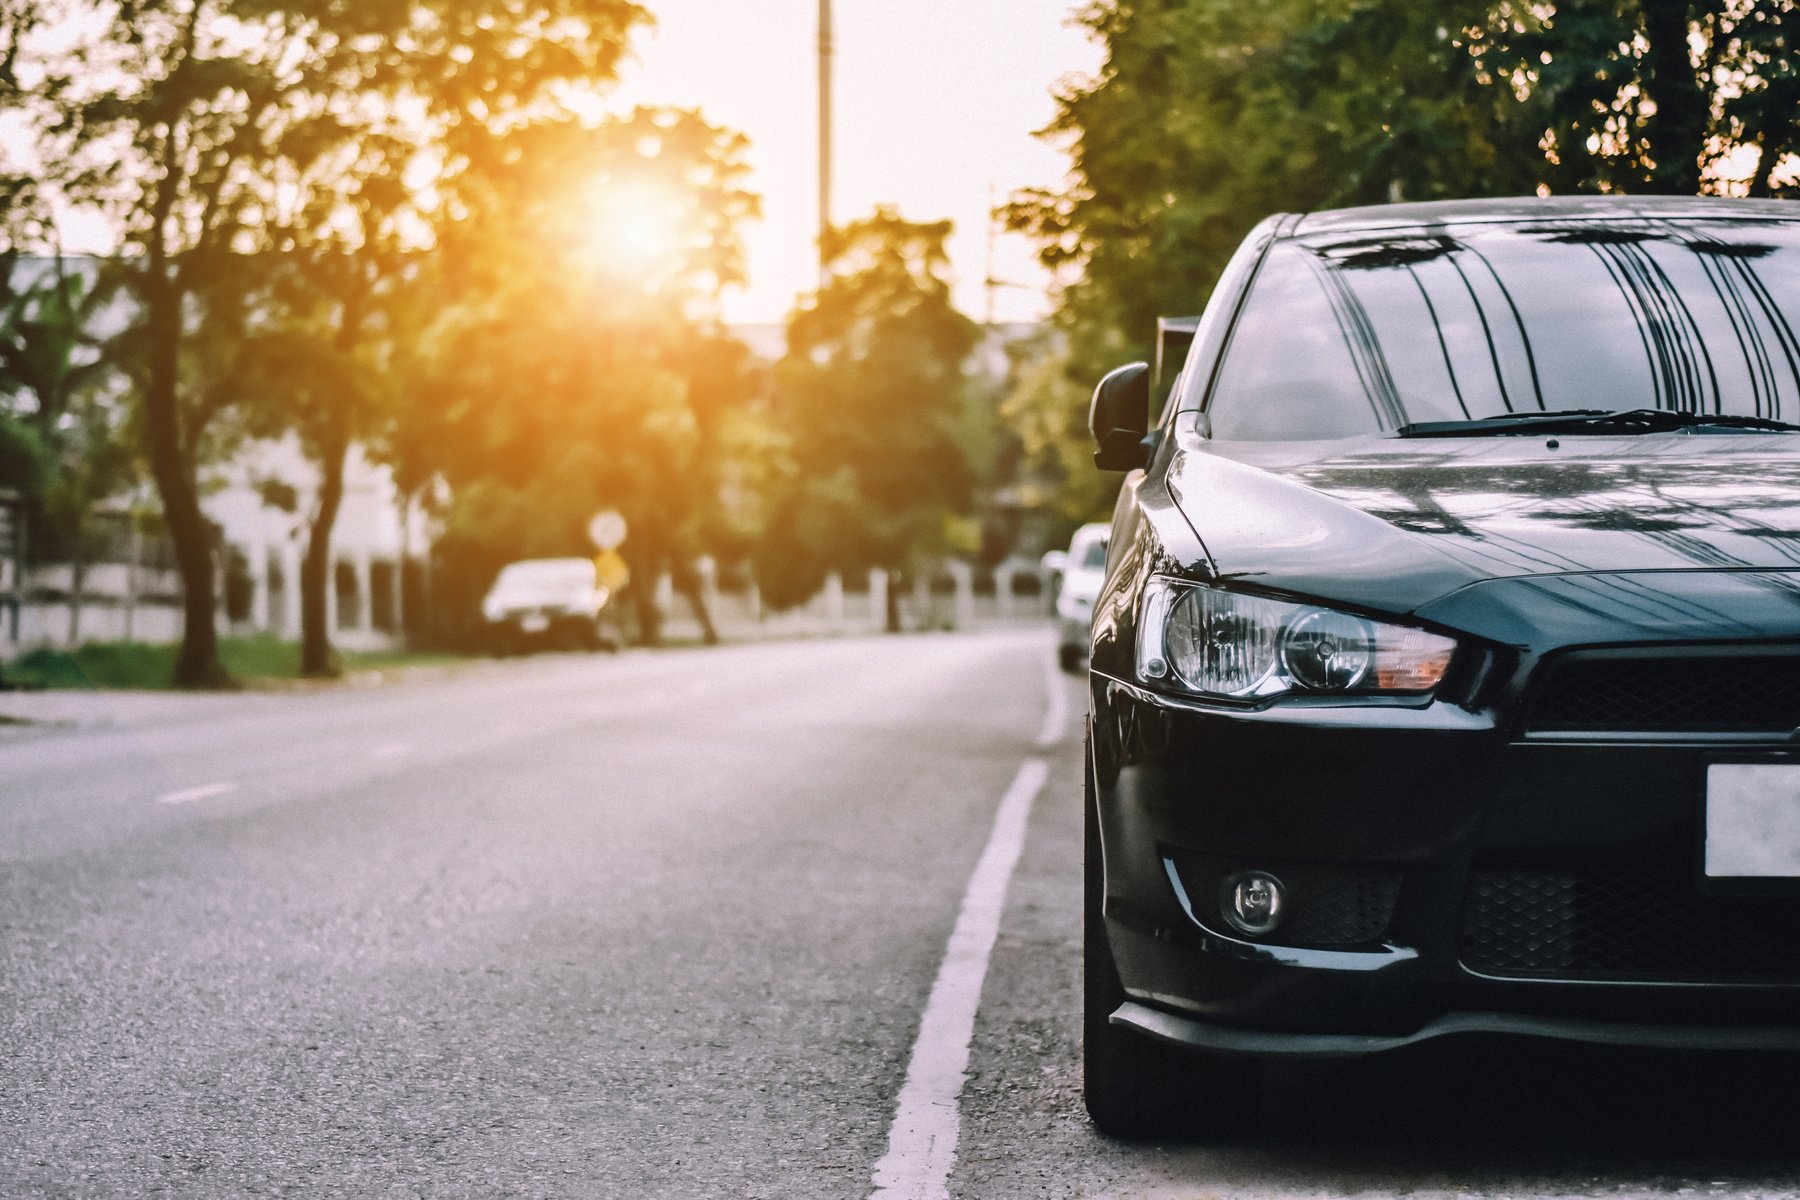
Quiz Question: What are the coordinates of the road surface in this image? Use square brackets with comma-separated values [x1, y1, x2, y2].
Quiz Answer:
[5, 630, 1800, 1197]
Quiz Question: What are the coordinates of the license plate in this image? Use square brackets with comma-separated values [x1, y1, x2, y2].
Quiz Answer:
[1705, 764, 1800, 878]
[521, 614, 550, 634]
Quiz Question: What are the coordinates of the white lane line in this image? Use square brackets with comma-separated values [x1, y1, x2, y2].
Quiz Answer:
[369, 741, 413, 760]
[155, 781, 238, 806]
[869, 756, 1050, 1200]
[1036, 647, 1069, 749]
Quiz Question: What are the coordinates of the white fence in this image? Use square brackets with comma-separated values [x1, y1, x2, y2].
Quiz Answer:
[658, 565, 1051, 643]
[3, 561, 1054, 656]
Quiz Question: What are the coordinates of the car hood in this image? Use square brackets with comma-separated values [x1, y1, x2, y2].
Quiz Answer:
[1170, 431, 1800, 614]
[485, 587, 592, 612]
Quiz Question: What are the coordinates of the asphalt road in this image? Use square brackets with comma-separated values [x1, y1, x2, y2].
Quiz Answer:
[6, 629, 1800, 1198]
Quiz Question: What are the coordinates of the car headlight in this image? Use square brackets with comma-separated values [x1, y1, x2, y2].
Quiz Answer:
[1135, 578, 1455, 701]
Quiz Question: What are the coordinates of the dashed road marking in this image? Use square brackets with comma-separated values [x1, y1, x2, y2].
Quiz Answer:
[369, 742, 413, 760]
[155, 781, 238, 805]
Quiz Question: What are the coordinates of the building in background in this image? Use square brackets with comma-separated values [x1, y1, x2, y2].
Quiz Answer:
[1, 435, 429, 654]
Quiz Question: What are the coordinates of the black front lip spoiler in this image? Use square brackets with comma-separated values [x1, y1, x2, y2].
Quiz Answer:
[1115, 1001, 1800, 1058]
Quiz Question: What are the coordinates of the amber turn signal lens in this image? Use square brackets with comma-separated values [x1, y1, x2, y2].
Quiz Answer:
[1373, 627, 1456, 692]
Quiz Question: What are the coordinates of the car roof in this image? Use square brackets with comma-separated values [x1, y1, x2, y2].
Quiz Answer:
[1069, 522, 1109, 551]
[498, 557, 593, 574]
[1286, 194, 1799, 238]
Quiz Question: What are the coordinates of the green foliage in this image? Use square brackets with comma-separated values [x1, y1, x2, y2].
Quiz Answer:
[5, 636, 466, 690]
[1488, 0, 1800, 196]
[11, 0, 650, 683]
[404, 107, 762, 639]
[999, 331, 1120, 529]
[752, 208, 983, 611]
[0, 410, 48, 496]
[0, 254, 131, 561]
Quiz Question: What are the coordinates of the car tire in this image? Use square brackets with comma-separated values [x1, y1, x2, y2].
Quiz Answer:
[1058, 643, 1083, 674]
[1083, 752, 1265, 1140]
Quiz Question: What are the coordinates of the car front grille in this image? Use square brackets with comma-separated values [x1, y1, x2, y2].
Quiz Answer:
[1460, 868, 1800, 983]
[1524, 651, 1800, 736]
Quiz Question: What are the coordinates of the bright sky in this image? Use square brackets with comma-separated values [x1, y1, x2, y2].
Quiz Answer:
[603, 0, 1102, 325]
[11, 1, 1102, 328]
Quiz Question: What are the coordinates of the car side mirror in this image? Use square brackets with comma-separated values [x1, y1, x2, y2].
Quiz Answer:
[1090, 362, 1152, 471]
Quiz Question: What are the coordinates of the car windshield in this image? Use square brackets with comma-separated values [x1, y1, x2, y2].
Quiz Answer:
[1198, 218, 1800, 440]
[492, 559, 594, 595]
[1077, 540, 1108, 569]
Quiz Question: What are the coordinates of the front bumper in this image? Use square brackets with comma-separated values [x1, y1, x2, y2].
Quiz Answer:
[1091, 673, 1800, 1049]
[1114, 1001, 1800, 1058]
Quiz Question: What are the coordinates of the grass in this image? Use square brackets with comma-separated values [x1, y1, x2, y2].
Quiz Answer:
[2, 636, 470, 690]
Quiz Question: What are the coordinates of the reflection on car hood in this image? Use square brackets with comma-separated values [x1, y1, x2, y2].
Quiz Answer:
[1171, 432, 1800, 614]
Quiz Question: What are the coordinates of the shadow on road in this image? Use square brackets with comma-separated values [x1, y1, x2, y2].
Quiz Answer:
[1241, 1038, 1800, 1186]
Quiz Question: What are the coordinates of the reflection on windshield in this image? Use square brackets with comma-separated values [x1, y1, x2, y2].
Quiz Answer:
[1203, 219, 1800, 440]
[494, 559, 596, 592]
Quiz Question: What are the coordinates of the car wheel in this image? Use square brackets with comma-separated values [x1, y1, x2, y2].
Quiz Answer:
[1083, 752, 1265, 1140]
[1059, 643, 1083, 674]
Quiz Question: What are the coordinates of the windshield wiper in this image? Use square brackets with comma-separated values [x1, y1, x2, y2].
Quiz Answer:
[1396, 408, 1800, 438]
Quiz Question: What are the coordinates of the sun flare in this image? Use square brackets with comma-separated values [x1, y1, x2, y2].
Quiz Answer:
[576, 175, 696, 285]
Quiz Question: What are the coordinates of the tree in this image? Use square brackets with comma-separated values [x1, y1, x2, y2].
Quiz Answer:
[754, 208, 982, 629]
[998, 330, 1120, 537]
[0, 251, 132, 638]
[14, 0, 647, 685]
[1488, 0, 1800, 196]
[408, 107, 759, 646]
[1009, 0, 1800, 522]
[1009, 0, 1527, 383]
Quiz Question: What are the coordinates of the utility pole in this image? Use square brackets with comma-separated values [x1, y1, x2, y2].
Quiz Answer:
[818, 0, 834, 289]
[984, 182, 998, 328]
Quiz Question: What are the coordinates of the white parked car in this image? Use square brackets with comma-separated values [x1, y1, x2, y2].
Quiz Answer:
[1051, 522, 1109, 672]
[480, 557, 615, 654]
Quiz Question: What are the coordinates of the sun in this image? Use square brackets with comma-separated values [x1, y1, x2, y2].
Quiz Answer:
[576, 174, 695, 286]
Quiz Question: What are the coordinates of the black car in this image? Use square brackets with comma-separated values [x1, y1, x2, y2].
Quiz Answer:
[1082, 195, 1800, 1138]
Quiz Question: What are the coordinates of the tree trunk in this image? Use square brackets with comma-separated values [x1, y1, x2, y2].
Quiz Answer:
[885, 568, 903, 633]
[1639, 0, 1708, 194]
[397, 491, 412, 646]
[677, 574, 718, 645]
[141, 273, 225, 688]
[68, 542, 84, 645]
[630, 572, 663, 647]
[300, 430, 349, 678]
[1749, 133, 1792, 198]
[124, 520, 140, 642]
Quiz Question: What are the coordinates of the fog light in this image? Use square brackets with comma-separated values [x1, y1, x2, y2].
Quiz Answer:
[1222, 872, 1285, 937]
